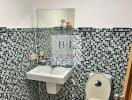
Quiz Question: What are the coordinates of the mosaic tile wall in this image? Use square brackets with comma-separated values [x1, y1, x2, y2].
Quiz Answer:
[80, 28, 132, 99]
[0, 27, 132, 100]
[0, 28, 39, 100]
[37, 28, 132, 100]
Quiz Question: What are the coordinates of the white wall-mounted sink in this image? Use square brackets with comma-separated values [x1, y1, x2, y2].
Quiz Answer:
[26, 65, 73, 94]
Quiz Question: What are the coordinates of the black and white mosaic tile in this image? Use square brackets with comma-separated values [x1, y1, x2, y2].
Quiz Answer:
[0, 28, 39, 100]
[0, 27, 132, 100]
[37, 28, 132, 100]
[80, 28, 132, 99]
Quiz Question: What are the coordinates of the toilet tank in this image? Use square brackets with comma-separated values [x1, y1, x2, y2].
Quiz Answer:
[85, 73, 112, 100]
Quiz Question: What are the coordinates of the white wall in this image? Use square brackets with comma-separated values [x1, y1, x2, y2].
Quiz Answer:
[0, 0, 132, 28]
[0, 0, 32, 28]
[31, 0, 132, 28]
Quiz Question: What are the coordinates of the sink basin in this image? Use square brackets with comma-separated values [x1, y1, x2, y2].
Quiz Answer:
[26, 65, 73, 84]
[26, 65, 73, 94]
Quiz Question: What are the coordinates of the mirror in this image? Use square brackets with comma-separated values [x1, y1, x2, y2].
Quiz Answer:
[51, 35, 74, 65]
[36, 8, 75, 28]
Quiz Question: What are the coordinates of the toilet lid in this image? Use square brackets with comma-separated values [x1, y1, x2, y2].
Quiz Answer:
[85, 73, 111, 100]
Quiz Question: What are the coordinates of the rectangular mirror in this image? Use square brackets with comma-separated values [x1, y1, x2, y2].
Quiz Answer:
[36, 8, 75, 28]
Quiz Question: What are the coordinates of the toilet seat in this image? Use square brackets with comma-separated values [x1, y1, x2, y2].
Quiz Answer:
[85, 73, 111, 100]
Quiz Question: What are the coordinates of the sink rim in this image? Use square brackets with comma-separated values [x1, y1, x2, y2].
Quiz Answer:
[26, 65, 73, 84]
[27, 66, 72, 78]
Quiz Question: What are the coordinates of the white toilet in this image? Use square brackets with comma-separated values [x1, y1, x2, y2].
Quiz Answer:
[85, 73, 112, 100]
